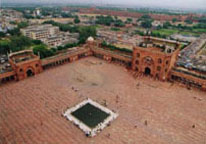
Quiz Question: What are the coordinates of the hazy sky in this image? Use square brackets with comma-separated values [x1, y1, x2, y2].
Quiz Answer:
[2, 0, 206, 9]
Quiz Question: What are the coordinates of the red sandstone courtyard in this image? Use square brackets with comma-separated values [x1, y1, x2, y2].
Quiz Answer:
[0, 57, 206, 144]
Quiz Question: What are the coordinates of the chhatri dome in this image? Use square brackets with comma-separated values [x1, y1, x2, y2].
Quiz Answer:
[87, 36, 94, 42]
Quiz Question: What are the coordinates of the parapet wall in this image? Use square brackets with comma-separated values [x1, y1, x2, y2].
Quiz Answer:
[170, 69, 206, 91]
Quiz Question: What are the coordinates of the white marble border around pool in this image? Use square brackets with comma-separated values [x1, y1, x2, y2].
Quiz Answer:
[63, 98, 118, 137]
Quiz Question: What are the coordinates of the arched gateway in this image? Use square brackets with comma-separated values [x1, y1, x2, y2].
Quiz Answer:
[144, 67, 151, 75]
[26, 69, 34, 77]
[8, 50, 42, 80]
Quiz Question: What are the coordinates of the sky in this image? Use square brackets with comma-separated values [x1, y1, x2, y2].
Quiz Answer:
[2, 0, 206, 10]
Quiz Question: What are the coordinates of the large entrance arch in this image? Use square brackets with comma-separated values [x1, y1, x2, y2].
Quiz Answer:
[144, 67, 151, 75]
[26, 69, 34, 77]
[141, 56, 154, 76]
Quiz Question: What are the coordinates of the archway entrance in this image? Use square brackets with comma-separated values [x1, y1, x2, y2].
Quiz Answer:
[26, 69, 34, 77]
[144, 67, 151, 75]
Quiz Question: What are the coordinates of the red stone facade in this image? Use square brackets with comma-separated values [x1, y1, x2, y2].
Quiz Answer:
[75, 8, 201, 22]
[0, 39, 205, 91]
[8, 50, 43, 81]
[132, 46, 179, 81]
[170, 69, 206, 91]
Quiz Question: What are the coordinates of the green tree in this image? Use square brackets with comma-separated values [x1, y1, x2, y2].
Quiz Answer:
[17, 21, 29, 29]
[185, 19, 193, 24]
[126, 18, 133, 24]
[198, 16, 206, 24]
[61, 12, 73, 18]
[32, 40, 43, 45]
[172, 18, 177, 23]
[141, 14, 151, 20]
[0, 40, 11, 54]
[111, 27, 120, 31]
[96, 15, 114, 26]
[7, 28, 21, 36]
[10, 21, 17, 25]
[78, 26, 96, 44]
[9, 35, 32, 52]
[177, 24, 183, 29]
[33, 44, 56, 59]
[114, 19, 125, 27]
[0, 32, 6, 38]
[74, 17, 80, 24]
[141, 20, 152, 28]
[163, 21, 171, 28]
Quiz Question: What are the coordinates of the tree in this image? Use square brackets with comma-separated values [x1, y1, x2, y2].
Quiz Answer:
[185, 19, 193, 24]
[134, 30, 144, 36]
[32, 40, 43, 45]
[96, 15, 114, 26]
[141, 20, 152, 28]
[23, 13, 34, 19]
[64, 43, 78, 49]
[9, 36, 32, 52]
[33, 44, 56, 59]
[111, 27, 120, 31]
[0, 40, 11, 54]
[78, 26, 96, 44]
[0, 32, 6, 38]
[126, 18, 133, 24]
[172, 18, 177, 23]
[163, 21, 171, 29]
[177, 24, 183, 29]
[74, 17, 80, 24]
[10, 21, 17, 25]
[61, 12, 73, 18]
[114, 19, 125, 27]
[7, 28, 21, 36]
[17, 21, 29, 29]
[198, 16, 206, 24]
[141, 14, 151, 20]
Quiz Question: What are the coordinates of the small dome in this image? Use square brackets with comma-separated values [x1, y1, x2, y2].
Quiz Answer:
[87, 36, 94, 42]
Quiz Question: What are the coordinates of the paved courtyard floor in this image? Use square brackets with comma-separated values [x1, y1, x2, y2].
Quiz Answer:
[0, 57, 206, 144]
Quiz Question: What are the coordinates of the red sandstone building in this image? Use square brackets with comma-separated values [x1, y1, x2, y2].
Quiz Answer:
[132, 36, 180, 81]
[68, 7, 197, 22]
[8, 50, 42, 81]
[0, 37, 205, 91]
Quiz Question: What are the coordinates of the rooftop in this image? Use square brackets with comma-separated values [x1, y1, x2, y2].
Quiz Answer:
[9, 50, 39, 64]
[0, 54, 12, 74]
[177, 34, 206, 73]
[137, 37, 180, 54]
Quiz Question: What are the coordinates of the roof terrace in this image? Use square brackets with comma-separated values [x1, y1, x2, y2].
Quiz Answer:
[137, 36, 180, 54]
[9, 50, 39, 64]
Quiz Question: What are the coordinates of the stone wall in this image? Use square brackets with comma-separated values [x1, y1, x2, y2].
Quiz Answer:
[0, 40, 205, 91]
[132, 46, 178, 81]
[170, 70, 206, 91]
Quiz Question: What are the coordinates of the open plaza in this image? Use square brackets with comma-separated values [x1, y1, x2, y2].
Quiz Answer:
[0, 57, 205, 144]
[0, 4, 206, 144]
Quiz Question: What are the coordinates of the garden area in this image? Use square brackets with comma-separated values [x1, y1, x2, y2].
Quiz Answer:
[151, 22, 206, 38]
